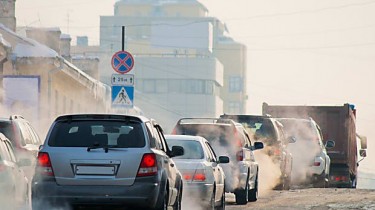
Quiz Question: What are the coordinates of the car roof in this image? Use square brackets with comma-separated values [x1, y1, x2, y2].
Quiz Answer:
[54, 114, 150, 123]
[276, 117, 315, 124]
[177, 118, 235, 125]
[165, 134, 205, 142]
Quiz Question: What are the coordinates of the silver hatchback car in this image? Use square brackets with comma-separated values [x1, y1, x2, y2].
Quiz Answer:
[32, 114, 184, 209]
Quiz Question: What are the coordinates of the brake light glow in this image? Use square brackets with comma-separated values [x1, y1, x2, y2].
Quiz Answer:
[332, 176, 348, 182]
[171, 127, 177, 135]
[37, 152, 54, 176]
[313, 162, 321, 166]
[182, 169, 206, 182]
[193, 170, 206, 181]
[137, 153, 157, 177]
[233, 128, 243, 147]
[193, 170, 206, 182]
[236, 150, 243, 161]
[183, 173, 193, 181]
[0, 164, 6, 172]
[273, 149, 281, 156]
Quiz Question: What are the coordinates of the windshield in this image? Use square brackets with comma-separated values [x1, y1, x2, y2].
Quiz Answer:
[166, 139, 204, 159]
[48, 120, 145, 148]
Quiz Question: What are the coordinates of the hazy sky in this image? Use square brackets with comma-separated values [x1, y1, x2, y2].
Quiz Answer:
[16, 0, 375, 173]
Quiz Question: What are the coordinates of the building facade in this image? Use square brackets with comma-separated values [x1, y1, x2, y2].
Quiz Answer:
[100, 0, 247, 130]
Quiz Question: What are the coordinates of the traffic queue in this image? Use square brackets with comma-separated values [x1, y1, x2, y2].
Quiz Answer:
[0, 103, 366, 209]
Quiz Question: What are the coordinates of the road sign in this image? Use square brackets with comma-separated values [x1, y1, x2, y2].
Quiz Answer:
[111, 74, 134, 86]
[112, 86, 134, 108]
[111, 51, 134, 74]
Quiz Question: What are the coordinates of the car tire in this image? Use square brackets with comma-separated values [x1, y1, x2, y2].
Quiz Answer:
[283, 175, 291, 190]
[248, 175, 258, 202]
[173, 182, 182, 210]
[155, 185, 168, 210]
[216, 188, 225, 210]
[234, 177, 248, 205]
[207, 189, 215, 210]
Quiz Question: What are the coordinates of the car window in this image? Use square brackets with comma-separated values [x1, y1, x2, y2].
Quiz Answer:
[243, 129, 252, 147]
[166, 139, 204, 159]
[0, 141, 11, 161]
[146, 123, 164, 150]
[205, 142, 218, 162]
[26, 123, 41, 145]
[48, 120, 145, 148]
[4, 141, 16, 162]
[19, 121, 37, 145]
[145, 122, 157, 148]
[154, 126, 167, 153]
[0, 122, 15, 143]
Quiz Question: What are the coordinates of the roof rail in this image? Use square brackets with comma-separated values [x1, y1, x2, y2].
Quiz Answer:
[9, 115, 24, 120]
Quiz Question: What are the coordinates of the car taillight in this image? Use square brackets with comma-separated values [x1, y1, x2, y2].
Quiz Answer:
[137, 153, 157, 177]
[171, 127, 177, 135]
[332, 175, 348, 182]
[233, 128, 243, 147]
[273, 148, 281, 156]
[236, 150, 243, 161]
[183, 173, 193, 181]
[0, 164, 6, 172]
[37, 152, 54, 176]
[182, 169, 206, 182]
[313, 162, 321, 166]
[193, 169, 206, 181]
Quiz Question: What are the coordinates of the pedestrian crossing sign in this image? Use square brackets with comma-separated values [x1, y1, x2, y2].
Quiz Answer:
[111, 86, 134, 108]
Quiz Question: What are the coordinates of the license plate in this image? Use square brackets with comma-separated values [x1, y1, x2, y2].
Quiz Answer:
[76, 166, 115, 175]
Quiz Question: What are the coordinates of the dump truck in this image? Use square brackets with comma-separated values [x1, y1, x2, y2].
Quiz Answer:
[262, 103, 367, 188]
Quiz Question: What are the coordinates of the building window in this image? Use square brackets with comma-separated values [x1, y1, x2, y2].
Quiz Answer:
[229, 76, 242, 92]
[229, 102, 241, 114]
[186, 80, 204, 94]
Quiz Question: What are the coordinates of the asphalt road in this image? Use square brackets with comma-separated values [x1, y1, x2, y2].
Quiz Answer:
[224, 188, 375, 210]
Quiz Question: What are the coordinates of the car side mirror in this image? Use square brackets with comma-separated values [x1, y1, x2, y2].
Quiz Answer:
[18, 158, 32, 167]
[252, 142, 264, 150]
[325, 140, 335, 149]
[218, 156, 229, 164]
[170, 146, 184, 157]
[288, 136, 296, 143]
[360, 149, 367, 157]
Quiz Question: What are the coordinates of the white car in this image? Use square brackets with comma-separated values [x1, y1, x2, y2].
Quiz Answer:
[277, 118, 335, 188]
[165, 135, 229, 210]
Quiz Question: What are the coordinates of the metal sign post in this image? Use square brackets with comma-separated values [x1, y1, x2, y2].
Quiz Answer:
[111, 26, 135, 108]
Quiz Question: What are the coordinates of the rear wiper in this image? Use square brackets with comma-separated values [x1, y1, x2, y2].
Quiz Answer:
[87, 145, 120, 153]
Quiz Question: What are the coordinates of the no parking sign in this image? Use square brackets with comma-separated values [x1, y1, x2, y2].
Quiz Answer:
[111, 51, 134, 74]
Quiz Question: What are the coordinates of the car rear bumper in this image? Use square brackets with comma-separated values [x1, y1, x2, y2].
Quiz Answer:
[32, 176, 162, 208]
[183, 182, 214, 202]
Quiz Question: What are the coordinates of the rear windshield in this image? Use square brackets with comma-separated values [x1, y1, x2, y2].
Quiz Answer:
[279, 120, 317, 140]
[0, 122, 15, 142]
[48, 120, 145, 148]
[176, 124, 234, 146]
[166, 139, 204, 159]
